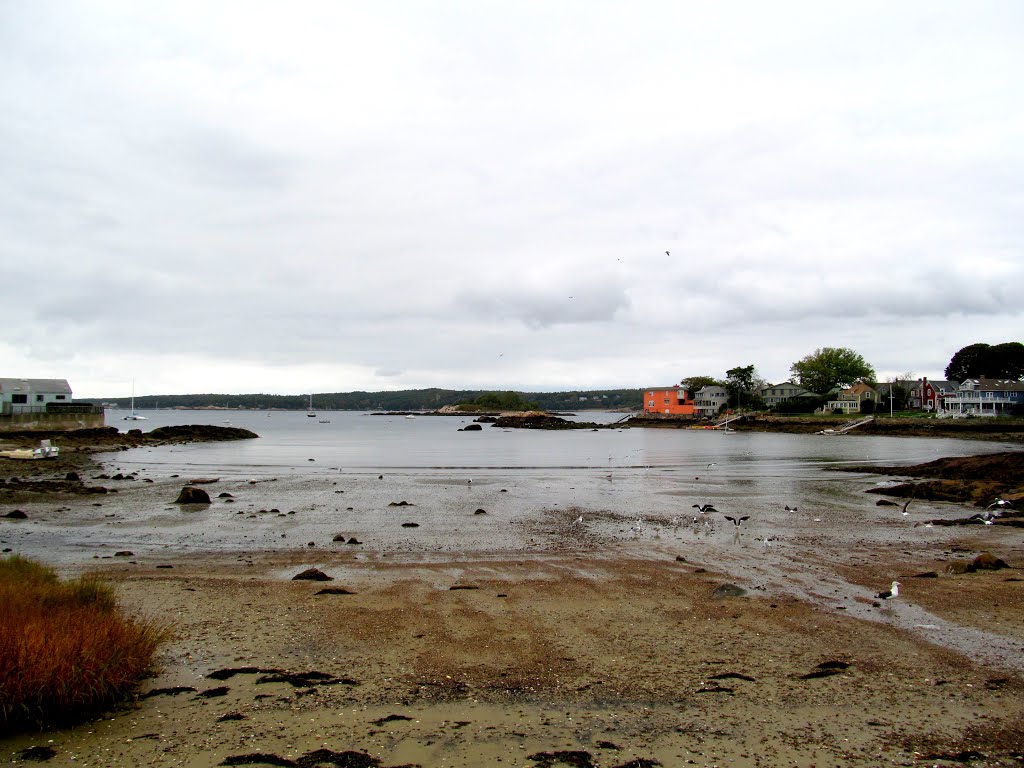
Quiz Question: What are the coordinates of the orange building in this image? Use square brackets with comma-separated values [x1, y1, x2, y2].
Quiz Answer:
[643, 385, 696, 416]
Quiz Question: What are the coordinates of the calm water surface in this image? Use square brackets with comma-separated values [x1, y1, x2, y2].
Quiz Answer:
[104, 408, 1006, 477]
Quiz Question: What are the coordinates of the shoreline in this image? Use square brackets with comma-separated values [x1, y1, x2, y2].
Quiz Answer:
[2, 433, 1024, 766]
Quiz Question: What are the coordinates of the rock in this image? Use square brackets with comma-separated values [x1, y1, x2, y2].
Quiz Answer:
[315, 587, 356, 595]
[18, 746, 57, 761]
[4, 509, 28, 519]
[912, 571, 939, 578]
[218, 492, 233, 498]
[292, 567, 333, 581]
[114, 550, 134, 557]
[711, 583, 747, 599]
[65, 471, 80, 482]
[474, 508, 487, 515]
[401, 522, 419, 528]
[174, 486, 211, 504]
[945, 561, 972, 574]
[972, 552, 1009, 570]
[346, 537, 361, 545]
[460, 424, 483, 431]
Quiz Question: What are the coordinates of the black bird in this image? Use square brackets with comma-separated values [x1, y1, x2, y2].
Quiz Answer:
[724, 515, 750, 527]
[693, 504, 718, 514]
[784, 505, 798, 512]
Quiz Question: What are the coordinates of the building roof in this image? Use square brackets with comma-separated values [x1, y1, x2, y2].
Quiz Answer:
[961, 377, 1024, 392]
[0, 378, 72, 395]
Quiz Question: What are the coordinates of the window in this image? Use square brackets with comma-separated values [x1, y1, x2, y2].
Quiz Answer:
[12, 394, 27, 404]
[56, 395, 66, 400]
[36, 394, 44, 402]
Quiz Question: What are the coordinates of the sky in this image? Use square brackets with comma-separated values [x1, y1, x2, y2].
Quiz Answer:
[2, 1, 1021, 399]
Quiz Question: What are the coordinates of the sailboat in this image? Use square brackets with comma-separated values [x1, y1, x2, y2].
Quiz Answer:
[124, 380, 147, 421]
[306, 394, 316, 417]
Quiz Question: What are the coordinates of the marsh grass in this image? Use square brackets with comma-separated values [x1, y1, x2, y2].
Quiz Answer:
[0, 556, 171, 732]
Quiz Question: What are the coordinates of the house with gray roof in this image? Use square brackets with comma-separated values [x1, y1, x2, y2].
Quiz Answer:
[0, 378, 73, 415]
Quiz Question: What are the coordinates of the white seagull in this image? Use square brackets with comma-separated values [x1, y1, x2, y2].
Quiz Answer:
[875, 581, 900, 601]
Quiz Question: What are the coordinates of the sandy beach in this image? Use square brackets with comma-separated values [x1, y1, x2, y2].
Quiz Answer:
[2, 436, 1024, 767]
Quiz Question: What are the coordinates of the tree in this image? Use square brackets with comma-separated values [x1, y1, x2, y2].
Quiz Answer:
[679, 375, 722, 394]
[725, 364, 767, 410]
[789, 347, 876, 394]
[945, 342, 1024, 381]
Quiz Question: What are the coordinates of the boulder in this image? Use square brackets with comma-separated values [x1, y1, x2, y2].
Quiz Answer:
[460, 424, 483, 431]
[292, 567, 333, 581]
[972, 552, 1009, 571]
[174, 486, 211, 504]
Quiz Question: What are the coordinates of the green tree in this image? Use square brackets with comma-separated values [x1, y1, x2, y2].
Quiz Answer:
[679, 375, 722, 394]
[945, 342, 1024, 381]
[790, 347, 876, 394]
[725, 364, 767, 410]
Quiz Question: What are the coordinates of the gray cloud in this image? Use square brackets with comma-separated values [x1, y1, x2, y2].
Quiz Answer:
[1, 2, 1021, 397]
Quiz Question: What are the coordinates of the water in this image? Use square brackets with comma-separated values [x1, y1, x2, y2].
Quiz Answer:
[104, 408, 998, 477]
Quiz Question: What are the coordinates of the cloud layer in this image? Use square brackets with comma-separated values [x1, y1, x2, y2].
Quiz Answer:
[2, 2, 1021, 398]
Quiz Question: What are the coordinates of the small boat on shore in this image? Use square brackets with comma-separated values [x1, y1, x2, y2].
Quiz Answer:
[0, 440, 60, 460]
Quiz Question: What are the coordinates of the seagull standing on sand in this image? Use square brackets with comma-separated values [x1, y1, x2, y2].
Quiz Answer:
[630, 517, 644, 536]
[875, 581, 900, 601]
[573, 514, 584, 525]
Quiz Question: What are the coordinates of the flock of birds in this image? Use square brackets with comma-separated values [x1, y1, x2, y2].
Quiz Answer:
[566, 485, 1015, 610]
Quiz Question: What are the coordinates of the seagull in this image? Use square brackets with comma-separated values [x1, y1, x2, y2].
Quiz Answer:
[665, 250, 670, 256]
[724, 515, 750, 527]
[900, 498, 913, 516]
[573, 514, 584, 525]
[784, 505, 798, 512]
[468, 478, 473, 485]
[693, 504, 718, 514]
[630, 517, 644, 535]
[875, 581, 900, 601]
[707, 462, 717, 469]
[986, 497, 1013, 511]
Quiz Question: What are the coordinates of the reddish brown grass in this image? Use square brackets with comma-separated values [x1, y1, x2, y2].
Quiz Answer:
[0, 556, 171, 731]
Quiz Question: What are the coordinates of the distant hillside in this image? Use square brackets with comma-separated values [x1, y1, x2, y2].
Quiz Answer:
[99, 388, 642, 412]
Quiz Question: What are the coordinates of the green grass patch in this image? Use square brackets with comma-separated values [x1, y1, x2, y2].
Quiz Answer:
[0, 556, 172, 732]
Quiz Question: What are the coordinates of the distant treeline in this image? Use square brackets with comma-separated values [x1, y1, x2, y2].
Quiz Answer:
[99, 388, 641, 412]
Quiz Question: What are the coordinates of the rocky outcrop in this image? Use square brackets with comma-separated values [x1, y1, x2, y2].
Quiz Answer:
[174, 486, 211, 504]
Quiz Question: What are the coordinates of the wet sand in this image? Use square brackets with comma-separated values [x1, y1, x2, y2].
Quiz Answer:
[2, 457, 1024, 766]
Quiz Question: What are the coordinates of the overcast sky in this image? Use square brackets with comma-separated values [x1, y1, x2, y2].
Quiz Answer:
[2, 2, 1021, 399]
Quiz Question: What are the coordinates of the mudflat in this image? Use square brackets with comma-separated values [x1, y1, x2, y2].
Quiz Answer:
[1, 444, 1023, 767]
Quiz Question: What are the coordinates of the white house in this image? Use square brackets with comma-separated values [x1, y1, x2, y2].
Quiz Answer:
[693, 385, 729, 418]
[0, 378, 73, 415]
